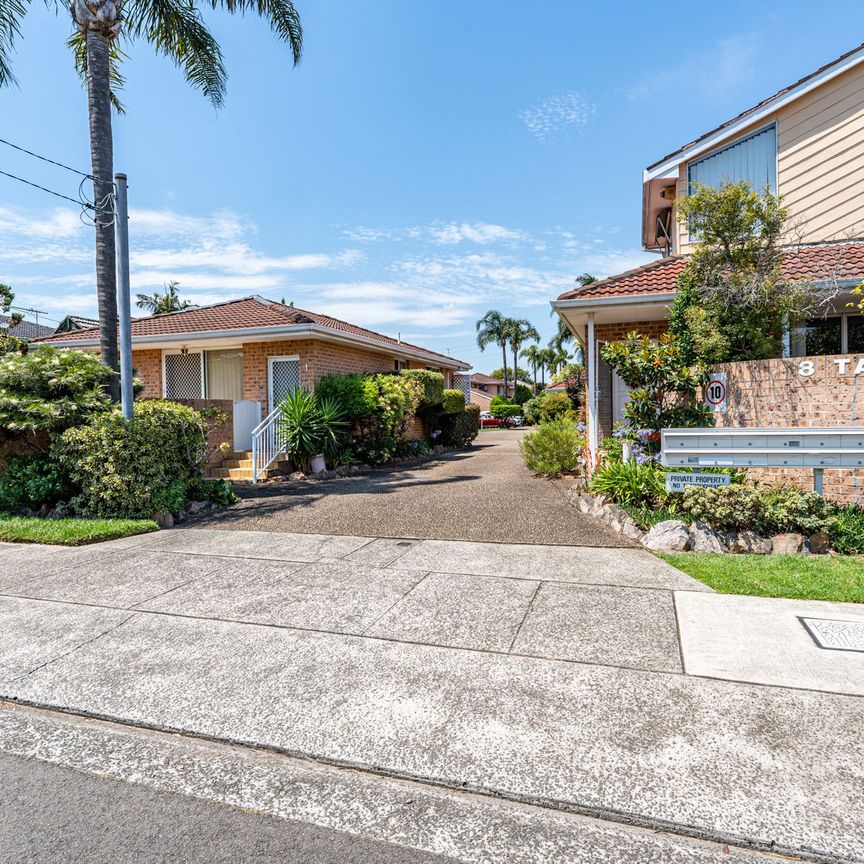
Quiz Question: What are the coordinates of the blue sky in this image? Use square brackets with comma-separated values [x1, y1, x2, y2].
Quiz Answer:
[1, 1, 862, 369]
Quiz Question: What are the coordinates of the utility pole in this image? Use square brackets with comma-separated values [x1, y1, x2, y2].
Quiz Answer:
[114, 173, 134, 420]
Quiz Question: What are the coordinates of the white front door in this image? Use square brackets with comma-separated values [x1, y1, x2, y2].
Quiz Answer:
[267, 356, 301, 411]
[612, 372, 632, 425]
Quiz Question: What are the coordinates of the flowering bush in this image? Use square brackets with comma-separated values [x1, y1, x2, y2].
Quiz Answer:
[520, 419, 585, 477]
[354, 374, 421, 464]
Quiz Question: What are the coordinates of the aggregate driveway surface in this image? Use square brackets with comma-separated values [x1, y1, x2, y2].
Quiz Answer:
[2, 532, 864, 861]
[194, 429, 629, 546]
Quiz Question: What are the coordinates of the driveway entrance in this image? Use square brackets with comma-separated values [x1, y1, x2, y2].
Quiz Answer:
[200, 429, 628, 546]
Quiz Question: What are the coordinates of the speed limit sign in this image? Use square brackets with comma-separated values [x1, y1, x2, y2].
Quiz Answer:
[705, 373, 728, 413]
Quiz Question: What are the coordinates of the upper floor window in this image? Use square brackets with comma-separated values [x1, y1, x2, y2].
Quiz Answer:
[688, 125, 777, 195]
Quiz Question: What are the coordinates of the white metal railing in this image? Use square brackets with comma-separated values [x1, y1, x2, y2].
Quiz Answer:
[250, 405, 286, 483]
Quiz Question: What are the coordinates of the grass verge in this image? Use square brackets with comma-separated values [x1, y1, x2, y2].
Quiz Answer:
[0, 516, 158, 547]
[659, 552, 864, 603]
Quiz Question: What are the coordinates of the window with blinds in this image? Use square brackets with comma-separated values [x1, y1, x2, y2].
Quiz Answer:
[205, 349, 243, 401]
[688, 125, 777, 194]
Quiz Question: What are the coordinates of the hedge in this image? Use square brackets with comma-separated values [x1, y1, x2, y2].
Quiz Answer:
[442, 388, 466, 414]
[400, 369, 444, 410]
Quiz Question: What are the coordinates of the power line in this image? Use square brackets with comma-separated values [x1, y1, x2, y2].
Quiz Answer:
[0, 137, 97, 181]
[0, 167, 102, 211]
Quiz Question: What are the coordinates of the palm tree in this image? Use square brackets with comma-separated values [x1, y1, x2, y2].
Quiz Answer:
[547, 348, 572, 378]
[476, 310, 511, 399]
[136, 281, 191, 315]
[520, 343, 544, 394]
[536, 347, 555, 389]
[550, 274, 596, 358]
[0, 1, 303, 401]
[506, 319, 539, 398]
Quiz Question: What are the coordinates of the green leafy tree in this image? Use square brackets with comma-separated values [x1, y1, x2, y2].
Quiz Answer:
[0, 0, 303, 401]
[136, 281, 191, 315]
[0, 283, 27, 356]
[600, 332, 713, 444]
[672, 180, 810, 363]
[476, 310, 512, 398]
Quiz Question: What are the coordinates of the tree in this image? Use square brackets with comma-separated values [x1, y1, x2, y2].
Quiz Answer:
[550, 274, 595, 356]
[600, 332, 713, 448]
[520, 344, 544, 394]
[505, 318, 539, 399]
[0, 1, 303, 401]
[0, 283, 27, 356]
[536, 347, 556, 387]
[136, 281, 191, 315]
[671, 180, 811, 363]
[476, 310, 511, 399]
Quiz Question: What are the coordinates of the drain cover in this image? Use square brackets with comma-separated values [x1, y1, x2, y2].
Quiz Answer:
[800, 617, 864, 653]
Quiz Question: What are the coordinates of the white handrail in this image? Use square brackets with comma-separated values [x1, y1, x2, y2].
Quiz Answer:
[251, 405, 286, 483]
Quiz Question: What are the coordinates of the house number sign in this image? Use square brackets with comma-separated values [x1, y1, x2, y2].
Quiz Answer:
[798, 357, 864, 377]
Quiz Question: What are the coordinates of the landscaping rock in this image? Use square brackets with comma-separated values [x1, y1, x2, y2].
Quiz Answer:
[187, 501, 208, 516]
[154, 512, 174, 529]
[689, 521, 728, 554]
[640, 520, 690, 552]
[808, 531, 832, 555]
[288, 471, 306, 482]
[771, 532, 804, 554]
[726, 530, 772, 555]
[621, 519, 645, 542]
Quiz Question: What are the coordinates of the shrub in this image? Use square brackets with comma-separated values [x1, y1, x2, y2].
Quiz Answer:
[521, 396, 541, 425]
[355, 374, 421, 464]
[56, 400, 208, 518]
[513, 384, 533, 406]
[589, 459, 666, 507]
[520, 419, 585, 477]
[537, 391, 572, 423]
[831, 505, 864, 555]
[442, 388, 466, 414]
[0, 347, 112, 435]
[393, 438, 430, 458]
[186, 477, 238, 506]
[315, 374, 376, 421]
[489, 394, 510, 412]
[0, 452, 70, 512]
[680, 485, 836, 536]
[439, 404, 479, 447]
[279, 389, 348, 470]
[490, 401, 521, 419]
[400, 369, 444, 410]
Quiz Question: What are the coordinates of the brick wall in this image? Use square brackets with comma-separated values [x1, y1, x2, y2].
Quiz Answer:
[132, 349, 162, 398]
[713, 354, 864, 504]
[242, 338, 399, 403]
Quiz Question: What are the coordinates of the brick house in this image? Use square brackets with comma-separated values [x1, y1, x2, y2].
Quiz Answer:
[34, 296, 470, 457]
[551, 43, 864, 502]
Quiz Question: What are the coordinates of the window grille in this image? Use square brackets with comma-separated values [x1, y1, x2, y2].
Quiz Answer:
[165, 352, 203, 399]
[269, 358, 301, 409]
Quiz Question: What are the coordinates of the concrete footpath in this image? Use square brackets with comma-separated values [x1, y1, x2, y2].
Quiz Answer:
[1, 529, 863, 862]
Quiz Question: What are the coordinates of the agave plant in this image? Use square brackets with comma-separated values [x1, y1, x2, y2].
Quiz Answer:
[278, 390, 348, 471]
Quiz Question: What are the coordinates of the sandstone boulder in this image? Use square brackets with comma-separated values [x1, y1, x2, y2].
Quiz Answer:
[689, 521, 728, 554]
[726, 530, 772, 555]
[641, 520, 690, 552]
[771, 532, 804, 554]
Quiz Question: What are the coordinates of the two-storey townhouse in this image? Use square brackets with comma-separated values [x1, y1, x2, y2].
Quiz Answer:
[552, 43, 864, 502]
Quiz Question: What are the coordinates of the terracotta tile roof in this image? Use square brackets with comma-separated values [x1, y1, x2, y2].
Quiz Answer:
[32, 296, 468, 367]
[646, 42, 864, 172]
[557, 241, 864, 303]
[1, 317, 54, 340]
[470, 373, 503, 385]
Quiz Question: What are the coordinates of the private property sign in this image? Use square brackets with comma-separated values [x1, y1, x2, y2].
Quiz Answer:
[665, 472, 732, 493]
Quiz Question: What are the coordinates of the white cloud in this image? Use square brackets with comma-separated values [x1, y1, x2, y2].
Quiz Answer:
[519, 92, 596, 143]
[344, 221, 528, 247]
[628, 33, 761, 103]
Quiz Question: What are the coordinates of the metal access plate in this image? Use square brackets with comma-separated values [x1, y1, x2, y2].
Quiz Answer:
[800, 617, 864, 653]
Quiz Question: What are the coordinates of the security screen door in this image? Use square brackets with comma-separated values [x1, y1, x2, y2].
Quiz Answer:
[164, 351, 203, 399]
[268, 356, 301, 411]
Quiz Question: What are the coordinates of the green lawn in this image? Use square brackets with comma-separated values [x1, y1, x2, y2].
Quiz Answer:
[660, 552, 864, 603]
[0, 516, 158, 547]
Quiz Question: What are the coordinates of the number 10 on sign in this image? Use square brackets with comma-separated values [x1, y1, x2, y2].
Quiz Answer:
[705, 373, 728, 413]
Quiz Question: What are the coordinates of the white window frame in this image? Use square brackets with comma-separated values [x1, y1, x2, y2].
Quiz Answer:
[162, 349, 205, 400]
[267, 354, 300, 411]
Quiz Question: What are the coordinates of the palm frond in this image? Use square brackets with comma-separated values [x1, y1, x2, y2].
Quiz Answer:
[67, 30, 128, 113]
[208, 0, 302, 65]
[125, 0, 226, 107]
[0, 0, 28, 87]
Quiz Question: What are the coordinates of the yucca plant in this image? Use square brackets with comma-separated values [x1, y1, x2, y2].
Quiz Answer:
[278, 390, 348, 471]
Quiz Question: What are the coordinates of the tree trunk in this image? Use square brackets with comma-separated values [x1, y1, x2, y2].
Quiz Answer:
[533, 362, 537, 395]
[501, 342, 508, 400]
[86, 29, 120, 401]
[512, 346, 518, 399]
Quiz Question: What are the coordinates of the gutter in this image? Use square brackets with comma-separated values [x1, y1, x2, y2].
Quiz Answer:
[35, 323, 470, 370]
[551, 292, 677, 311]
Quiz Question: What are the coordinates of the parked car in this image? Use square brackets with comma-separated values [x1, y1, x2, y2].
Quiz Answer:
[479, 411, 498, 429]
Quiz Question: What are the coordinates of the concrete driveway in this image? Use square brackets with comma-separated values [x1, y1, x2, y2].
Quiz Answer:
[195, 429, 629, 546]
[2, 529, 863, 862]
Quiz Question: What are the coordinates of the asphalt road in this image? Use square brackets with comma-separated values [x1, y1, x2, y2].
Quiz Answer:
[197, 429, 628, 546]
[0, 752, 458, 864]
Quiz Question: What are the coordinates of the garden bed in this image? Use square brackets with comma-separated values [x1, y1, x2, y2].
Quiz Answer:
[0, 516, 158, 546]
